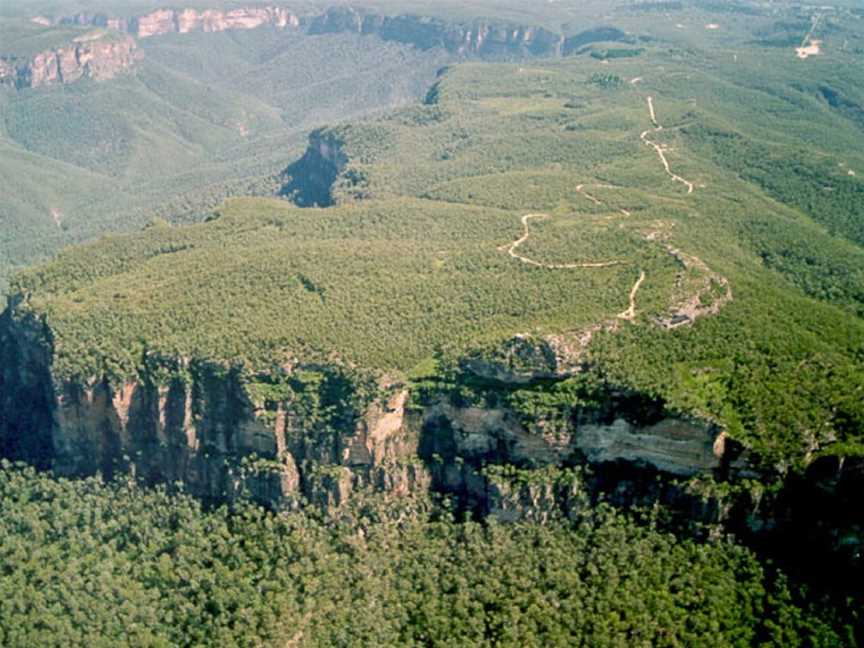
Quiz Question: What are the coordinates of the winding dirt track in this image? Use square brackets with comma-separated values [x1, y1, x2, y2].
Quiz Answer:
[499, 213, 622, 269]
[795, 13, 823, 59]
[640, 96, 695, 194]
[499, 95, 727, 326]
[617, 270, 647, 321]
[576, 184, 632, 216]
[801, 13, 822, 48]
[575, 184, 604, 205]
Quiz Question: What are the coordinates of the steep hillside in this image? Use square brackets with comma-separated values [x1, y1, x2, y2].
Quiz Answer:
[3, 48, 863, 557]
[3, 0, 621, 297]
[0, 26, 447, 296]
[0, 22, 140, 88]
[3, 0, 862, 297]
[1, 1, 864, 642]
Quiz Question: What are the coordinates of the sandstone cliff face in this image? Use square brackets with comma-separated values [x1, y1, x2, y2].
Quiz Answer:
[307, 6, 564, 57]
[5, 352, 426, 512]
[0, 59, 15, 82]
[3, 293, 864, 582]
[0, 297, 433, 511]
[576, 417, 723, 477]
[49, 6, 300, 38]
[416, 393, 728, 520]
[12, 4, 565, 90]
[0, 33, 141, 88]
[43, 5, 575, 59]
[6, 6, 299, 89]
[0, 297, 729, 516]
[131, 6, 300, 38]
[12, 5, 638, 91]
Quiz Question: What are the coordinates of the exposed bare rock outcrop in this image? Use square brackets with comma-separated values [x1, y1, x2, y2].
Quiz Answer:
[308, 6, 565, 57]
[0, 297, 731, 516]
[38, 5, 599, 60]
[1, 343, 428, 511]
[279, 130, 350, 207]
[418, 393, 726, 502]
[6, 347, 428, 511]
[575, 416, 723, 476]
[5, 7, 301, 89]
[646, 233, 734, 329]
[458, 323, 630, 386]
[11, 5, 644, 91]
[461, 335, 568, 385]
[4, 290, 863, 581]
[133, 6, 300, 38]
[0, 32, 141, 88]
[42, 6, 300, 38]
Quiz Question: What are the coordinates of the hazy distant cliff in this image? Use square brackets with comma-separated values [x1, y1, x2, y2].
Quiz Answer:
[130, 6, 300, 38]
[0, 32, 140, 88]
[307, 6, 565, 57]
[46, 6, 301, 37]
[7, 5, 639, 89]
[49, 4, 565, 55]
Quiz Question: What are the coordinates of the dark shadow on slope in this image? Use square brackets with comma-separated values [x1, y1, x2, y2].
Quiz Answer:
[279, 130, 347, 208]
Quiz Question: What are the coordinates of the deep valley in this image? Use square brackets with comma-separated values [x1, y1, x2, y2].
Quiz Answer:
[1, 0, 863, 645]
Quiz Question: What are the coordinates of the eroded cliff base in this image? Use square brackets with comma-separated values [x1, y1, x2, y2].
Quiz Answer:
[1, 300, 860, 580]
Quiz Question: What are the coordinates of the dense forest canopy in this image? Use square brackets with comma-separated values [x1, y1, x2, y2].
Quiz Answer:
[0, 463, 855, 647]
[12, 48, 864, 469]
[1, 0, 863, 645]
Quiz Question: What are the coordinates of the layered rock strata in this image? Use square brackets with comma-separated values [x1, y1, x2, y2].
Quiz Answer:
[3, 292, 862, 582]
[0, 299, 726, 516]
[0, 33, 141, 88]
[9, 5, 638, 88]
[133, 7, 300, 38]
[306, 6, 565, 57]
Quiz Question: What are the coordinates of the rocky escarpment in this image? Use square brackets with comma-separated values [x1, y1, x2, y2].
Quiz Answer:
[1, 295, 861, 582]
[0, 32, 140, 89]
[307, 6, 565, 57]
[44, 6, 301, 38]
[132, 7, 300, 38]
[12, 5, 642, 89]
[417, 395, 727, 515]
[9, 6, 300, 89]
[39, 5, 636, 60]
[45, 5, 564, 55]
[0, 295, 729, 515]
[0, 304, 426, 510]
[279, 129, 350, 207]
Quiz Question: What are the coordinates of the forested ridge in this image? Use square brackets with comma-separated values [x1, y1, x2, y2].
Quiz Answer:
[12, 49, 864, 470]
[2, 0, 864, 645]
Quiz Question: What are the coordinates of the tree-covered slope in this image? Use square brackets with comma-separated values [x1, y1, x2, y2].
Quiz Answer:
[0, 462, 851, 647]
[12, 44, 864, 469]
[4, 0, 864, 298]
[0, 24, 446, 296]
[2, 3, 864, 644]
